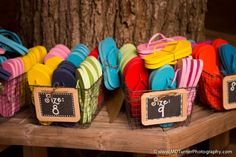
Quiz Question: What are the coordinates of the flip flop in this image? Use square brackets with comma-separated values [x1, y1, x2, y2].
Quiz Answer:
[119, 43, 137, 74]
[144, 40, 192, 69]
[149, 64, 176, 128]
[86, 56, 102, 78]
[66, 52, 85, 67]
[45, 56, 63, 71]
[76, 67, 91, 89]
[80, 61, 98, 85]
[123, 57, 149, 118]
[35, 46, 47, 62]
[219, 44, 236, 75]
[212, 38, 228, 50]
[88, 47, 99, 59]
[150, 64, 176, 90]
[28, 64, 52, 86]
[52, 68, 76, 87]
[72, 44, 90, 58]
[193, 44, 220, 75]
[138, 33, 186, 57]
[0, 29, 28, 55]
[99, 37, 120, 90]
[55, 44, 71, 55]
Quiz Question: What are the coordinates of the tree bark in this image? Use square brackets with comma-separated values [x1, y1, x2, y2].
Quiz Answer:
[18, 0, 207, 50]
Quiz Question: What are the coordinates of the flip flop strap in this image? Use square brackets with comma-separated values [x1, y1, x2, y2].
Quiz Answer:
[0, 29, 23, 45]
[147, 33, 174, 48]
[0, 35, 28, 55]
[103, 47, 120, 71]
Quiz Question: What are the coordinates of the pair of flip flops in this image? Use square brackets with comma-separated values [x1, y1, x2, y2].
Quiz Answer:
[22, 46, 47, 72]
[144, 40, 192, 69]
[149, 64, 176, 128]
[28, 63, 53, 87]
[44, 44, 70, 63]
[219, 44, 236, 75]
[99, 37, 120, 90]
[193, 39, 227, 111]
[77, 56, 102, 89]
[123, 56, 149, 118]
[119, 43, 138, 74]
[67, 44, 90, 67]
[76, 56, 102, 124]
[52, 61, 77, 87]
[0, 29, 28, 56]
[175, 56, 203, 115]
[1, 57, 24, 80]
[150, 64, 176, 90]
[138, 33, 186, 59]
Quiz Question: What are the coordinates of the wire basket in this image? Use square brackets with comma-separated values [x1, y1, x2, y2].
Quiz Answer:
[197, 71, 224, 111]
[0, 73, 31, 118]
[30, 77, 104, 128]
[123, 85, 197, 129]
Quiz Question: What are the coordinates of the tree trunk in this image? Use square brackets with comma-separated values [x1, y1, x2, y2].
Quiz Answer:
[18, 0, 207, 50]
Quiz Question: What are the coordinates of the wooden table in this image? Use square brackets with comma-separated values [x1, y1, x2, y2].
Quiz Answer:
[0, 103, 236, 156]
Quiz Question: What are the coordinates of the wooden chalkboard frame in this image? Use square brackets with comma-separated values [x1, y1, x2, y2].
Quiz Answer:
[223, 75, 236, 110]
[33, 87, 80, 122]
[141, 89, 188, 126]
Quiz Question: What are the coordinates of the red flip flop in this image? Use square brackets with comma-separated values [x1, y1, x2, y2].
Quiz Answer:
[212, 38, 228, 50]
[193, 44, 221, 75]
[89, 46, 99, 59]
[123, 57, 149, 118]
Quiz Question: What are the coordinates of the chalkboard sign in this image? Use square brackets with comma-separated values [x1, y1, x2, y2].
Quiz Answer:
[141, 89, 188, 126]
[33, 87, 80, 122]
[223, 75, 236, 110]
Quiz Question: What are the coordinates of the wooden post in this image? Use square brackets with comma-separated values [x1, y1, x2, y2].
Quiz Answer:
[209, 131, 230, 150]
[209, 131, 230, 157]
[23, 146, 48, 157]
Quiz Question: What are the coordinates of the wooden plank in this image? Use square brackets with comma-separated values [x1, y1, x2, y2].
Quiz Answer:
[165, 109, 236, 150]
[0, 105, 236, 154]
[23, 146, 47, 157]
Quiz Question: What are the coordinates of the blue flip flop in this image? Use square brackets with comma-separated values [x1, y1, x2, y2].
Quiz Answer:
[0, 29, 28, 55]
[72, 44, 90, 58]
[66, 52, 85, 67]
[150, 64, 176, 90]
[219, 44, 236, 75]
[0, 29, 23, 45]
[99, 37, 120, 90]
[149, 64, 176, 128]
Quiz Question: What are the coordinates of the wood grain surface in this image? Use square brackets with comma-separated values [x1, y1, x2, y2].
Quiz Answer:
[0, 104, 235, 154]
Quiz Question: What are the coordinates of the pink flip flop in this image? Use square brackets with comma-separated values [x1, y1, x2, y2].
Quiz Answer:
[55, 44, 71, 55]
[137, 33, 186, 58]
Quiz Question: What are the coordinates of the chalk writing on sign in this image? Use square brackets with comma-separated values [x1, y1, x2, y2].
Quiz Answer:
[44, 94, 65, 115]
[150, 97, 171, 117]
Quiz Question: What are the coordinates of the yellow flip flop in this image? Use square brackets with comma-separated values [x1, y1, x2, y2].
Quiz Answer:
[144, 40, 192, 69]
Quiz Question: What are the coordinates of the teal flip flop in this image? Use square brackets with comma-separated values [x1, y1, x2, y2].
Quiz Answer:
[149, 64, 176, 128]
[99, 37, 120, 90]
[150, 65, 176, 90]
